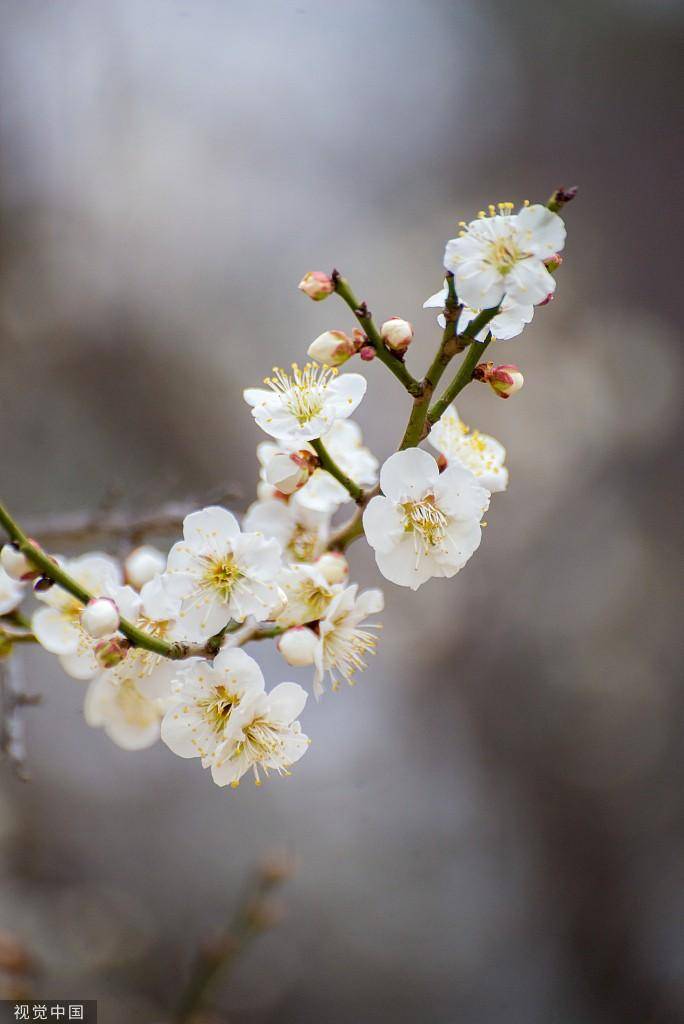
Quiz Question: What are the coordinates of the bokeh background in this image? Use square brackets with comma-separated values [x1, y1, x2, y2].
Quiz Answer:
[1, 1, 683, 1021]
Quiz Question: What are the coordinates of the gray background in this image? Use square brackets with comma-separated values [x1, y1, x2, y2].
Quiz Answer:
[1, 1, 682, 1021]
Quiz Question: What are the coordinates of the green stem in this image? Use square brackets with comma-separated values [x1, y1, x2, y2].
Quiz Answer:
[332, 275, 423, 397]
[399, 275, 462, 449]
[310, 438, 364, 503]
[427, 333, 493, 425]
[0, 500, 192, 660]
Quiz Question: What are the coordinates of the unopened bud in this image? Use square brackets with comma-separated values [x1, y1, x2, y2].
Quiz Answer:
[359, 344, 376, 361]
[125, 545, 166, 588]
[265, 451, 314, 495]
[380, 317, 414, 354]
[489, 364, 524, 399]
[315, 552, 349, 585]
[81, 597, 120, 638]
[94, 635, 130, 669]
[33, 576, 54, 592]
[1, 544, 35, 582]
[436, 454, 448, 473]
[307, 330, 357, 367]
[277, 626, 318, 667]
[298, 271, 334, 301]
[545, 253, 563, 272]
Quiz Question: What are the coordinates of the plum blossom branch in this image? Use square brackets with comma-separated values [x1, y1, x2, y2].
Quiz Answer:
[427, 332, 493, 425]
[331, 272, 423, 397]
[310, 437, 364, 503]
[0, 500, 215, 661]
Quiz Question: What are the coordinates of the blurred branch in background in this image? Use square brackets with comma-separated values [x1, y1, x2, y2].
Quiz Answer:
[173, 853, 295, 1024]
[0, 653, 40, 781]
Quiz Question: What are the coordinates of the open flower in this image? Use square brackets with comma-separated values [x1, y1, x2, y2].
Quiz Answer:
[163, 506, 283, 641]
[161, 647, 266, 767]
[424, 287, 534, 341]
[312, 585, 384, 698]
[428, 405, 508, 493]
[84, 664, 173, 750]
[243, 498, 330, 565]
[210, 680, 309, 788]
[32, 553, 123, 679]
[363, 448, 489, 590]
[0, 566, 25, 615]
[443, 203, 565, 308]
[275, 563, 339, 628]
[244, 363, 366, 443]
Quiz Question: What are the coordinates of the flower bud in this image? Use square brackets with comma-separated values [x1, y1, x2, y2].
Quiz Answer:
[1, 544, 34, 581]
[380, 317, 413, 354]
[315, 552, 349, 585]
[307, 330, 356, 367]
[277, 626, 318, 667]
[33, 576, 54, 592]
[94, 635, 131, 669]
[359, 345, 376, 361]
[298, 271, 334, 301]
[125, 545, 166, 589]
[545, 253, 563, 271]
[265, 451, 313, 495]
[489, 364, 524, 399]
[81, 597, 120, 638]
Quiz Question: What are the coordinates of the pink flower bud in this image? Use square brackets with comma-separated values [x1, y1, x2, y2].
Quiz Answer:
[94, 635, 131, 669]
[489, 364, 524, 399]
[359, 345, 376, 361]
[307, 330, 357, 367]
[545, 254, 563, 271]
[380, 317, 414, 354]
[265, 451, 313, 495]
[81, 597, 120, 638]
[1, 543, 35, 581]
[277, 626, 318, 667]
[125, 545, 166, 588]
[298, 271, 334, 301]
[315, 552, 349, 585]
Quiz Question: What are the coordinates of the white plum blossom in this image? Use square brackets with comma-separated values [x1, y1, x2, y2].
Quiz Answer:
[0, 566, 25, 615]
[363, 448, 489, 590]
[161, 647, 309, 787]
[275, 563, 339, 628]
[32, 553, 124, 679]
[243, 497, 330, 565]
[84, 663, 173, 751]
[277, 626, 319, 666]
[424, 287, 534, 341]
[210, 680, 309, 788]
[429, 405, 508, 493]
[244, 363, 366, 443]
[443, 203, 565, 308]
[163, 506, 283, 641]
[312, 585, 384, 698]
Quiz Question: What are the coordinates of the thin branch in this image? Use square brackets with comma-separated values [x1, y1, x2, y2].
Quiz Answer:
[310, 438, 364, 503]
[427, 332, 493, 425]
[332, 273, 423, 397]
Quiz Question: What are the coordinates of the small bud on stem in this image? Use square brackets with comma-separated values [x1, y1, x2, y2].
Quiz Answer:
[298, 271, 334, 301]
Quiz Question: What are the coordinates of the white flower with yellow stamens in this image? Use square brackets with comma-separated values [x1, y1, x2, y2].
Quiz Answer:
[363, 448, 489, 590]
[244, 362, 366, 443]
[443, 202, 565, 308]
[312, 584, 384, 698]
[275, 563, 339, 628]
[32, 553, 123, 679]
[84, 659, 174, 751]
[243, 498, 330, 565]
[428, 405, 508, 493]
[424, 287, 534, 341]
[162, 506, 283, 641]
[210, 679, 309, 788]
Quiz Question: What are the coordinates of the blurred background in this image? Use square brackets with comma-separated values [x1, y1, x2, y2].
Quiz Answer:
[0, 0, 683, 1021]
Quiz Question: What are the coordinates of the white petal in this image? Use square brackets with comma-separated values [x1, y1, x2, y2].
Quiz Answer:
[266, 681, 308, 724]
[374, 538, 435, 590]
[212, 647, 265, 698]
[516, 204, 566, 257]
[325, 372, 367, 419]
[59, 648, 99, 680]
[505, 260, 555, 305]
[243, 387, 271, 408]
[423, 286, 448, 309]
[183, 506, 240, 548]
[353, 588, 385, 618]
[32, 607, 80, 655]
[362, 496, 403, 554]
[379, 448, 439, 502]
[434, 464, 490, 520]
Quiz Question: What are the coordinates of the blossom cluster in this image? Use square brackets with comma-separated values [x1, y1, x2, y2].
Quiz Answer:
[0, 195, 570, 788]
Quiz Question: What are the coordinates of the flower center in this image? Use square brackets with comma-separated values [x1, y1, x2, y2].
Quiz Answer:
[486, 236, 522, 275]
[199, 684, 236, 733]
[264, 363, 337, 425]
[288, 524, 319, 563]
[299, 577, 334, 618]
[323, 623, 378, 689]
[402, 495, 448, 551]
[201, 555, 243, 601]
